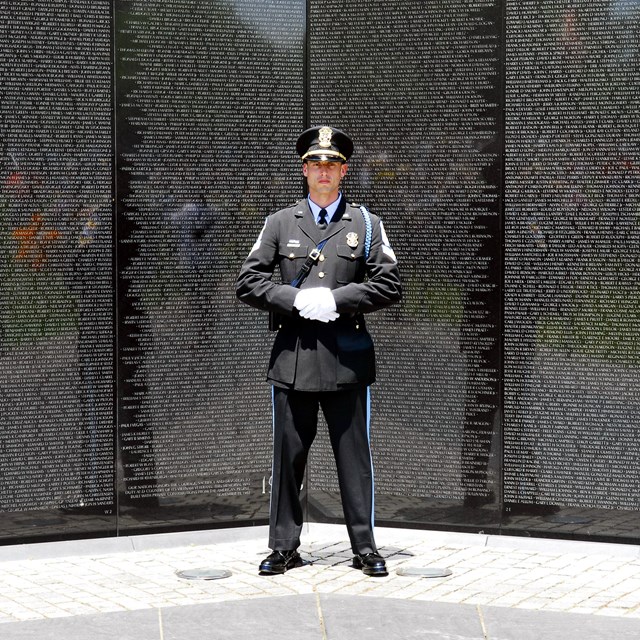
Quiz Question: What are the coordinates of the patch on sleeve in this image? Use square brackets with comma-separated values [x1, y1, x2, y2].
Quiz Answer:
[250, 218, 268, 254]
[379, 221, 397, 262]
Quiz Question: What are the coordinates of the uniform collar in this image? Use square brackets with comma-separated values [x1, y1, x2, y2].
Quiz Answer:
[308, 193, 343, 224]
[295, 198, 347, 245]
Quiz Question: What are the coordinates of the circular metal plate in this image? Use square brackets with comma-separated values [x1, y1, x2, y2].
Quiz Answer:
[396, 567, 452, 578]
[175, 568, 232, 581]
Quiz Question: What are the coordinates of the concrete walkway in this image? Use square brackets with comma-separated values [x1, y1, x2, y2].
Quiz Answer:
[0, 524, 639, 639]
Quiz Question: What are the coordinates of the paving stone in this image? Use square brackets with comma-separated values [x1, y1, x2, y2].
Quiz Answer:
[0, 608, 160, 640]
[0, 525, 638, 637]
[483, 603, 640, 640]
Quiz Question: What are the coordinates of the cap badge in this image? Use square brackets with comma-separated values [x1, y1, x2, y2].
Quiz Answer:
[346, 232, 359, 248]
[318, 126, 333, 148]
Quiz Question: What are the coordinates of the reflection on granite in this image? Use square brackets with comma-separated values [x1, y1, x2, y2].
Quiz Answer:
[309, 490, 640, 544]
[0, 493, 269, 546]
[0, 509, 116, 545]
[117, 492, 269, 534]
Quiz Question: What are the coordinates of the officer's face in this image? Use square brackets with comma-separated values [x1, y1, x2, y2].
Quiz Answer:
[303, 160, 348, 197]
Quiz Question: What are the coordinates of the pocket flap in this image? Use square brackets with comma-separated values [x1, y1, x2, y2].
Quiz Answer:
[336, 244, 364, 260]
[279, 243, 309, 259]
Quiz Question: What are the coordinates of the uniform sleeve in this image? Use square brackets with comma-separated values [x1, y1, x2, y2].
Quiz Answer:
[332, 215, 402, 314]
[235, 215, 299, 315]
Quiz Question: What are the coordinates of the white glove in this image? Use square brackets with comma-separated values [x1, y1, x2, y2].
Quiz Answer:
[294, 287, 339, 323]
[293, 288, 317, 312]
[311, 307, 340, 323]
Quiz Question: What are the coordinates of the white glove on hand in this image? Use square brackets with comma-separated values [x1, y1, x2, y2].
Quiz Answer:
[314, 309, 340, 323]
[293, 288, 317, 313]
[293, 287, 339, 323]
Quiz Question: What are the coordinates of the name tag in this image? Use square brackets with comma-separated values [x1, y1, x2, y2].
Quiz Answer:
[287, 239, 301, 247]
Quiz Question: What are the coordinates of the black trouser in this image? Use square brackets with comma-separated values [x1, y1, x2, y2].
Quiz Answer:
[269, 386, 377, 555]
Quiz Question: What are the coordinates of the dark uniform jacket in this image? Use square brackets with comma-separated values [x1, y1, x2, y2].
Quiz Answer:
[236, 197, 402, 391]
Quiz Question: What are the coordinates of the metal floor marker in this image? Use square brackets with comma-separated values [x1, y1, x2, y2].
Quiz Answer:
[176, 568, 232, 580]
[396, 567, 453, 578]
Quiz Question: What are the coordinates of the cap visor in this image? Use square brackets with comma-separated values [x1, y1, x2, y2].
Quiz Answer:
[302, 152, 345, 162]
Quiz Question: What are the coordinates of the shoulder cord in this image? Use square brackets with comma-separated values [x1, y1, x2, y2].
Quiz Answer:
[359, 205, 372, 259]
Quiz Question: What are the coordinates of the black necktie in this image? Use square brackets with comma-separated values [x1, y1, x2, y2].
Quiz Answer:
[318, 208, 328, 227]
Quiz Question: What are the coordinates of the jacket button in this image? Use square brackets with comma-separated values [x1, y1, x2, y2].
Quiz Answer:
[319, 254, 325, 262]
[351, 253, 356, 259]
[289, 253, 295, 259]
[318, 271, 325, 278]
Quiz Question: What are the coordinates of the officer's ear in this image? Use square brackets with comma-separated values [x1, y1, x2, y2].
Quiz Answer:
[340, 163, 348, 178]
[302, 162, 309, 178]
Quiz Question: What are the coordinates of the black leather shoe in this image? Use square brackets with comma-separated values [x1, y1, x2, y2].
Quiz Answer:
[353, 552, 388, 577]
[259, 550, 303, 575]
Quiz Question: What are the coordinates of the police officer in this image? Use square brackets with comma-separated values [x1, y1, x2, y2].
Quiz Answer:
[236, 126, 401, 576]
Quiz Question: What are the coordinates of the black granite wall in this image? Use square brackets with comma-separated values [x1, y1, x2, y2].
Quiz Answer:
[0, 0, 638, 544]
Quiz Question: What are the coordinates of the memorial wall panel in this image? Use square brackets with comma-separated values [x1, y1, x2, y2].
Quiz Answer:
[503, 1, 640, 538]
[306, 0, 503, 528]
[0, 1, 115, 541]
[115, 0, 304, 530]
[0, 0, 638, 546]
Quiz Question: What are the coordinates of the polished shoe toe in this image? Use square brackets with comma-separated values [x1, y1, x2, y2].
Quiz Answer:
[353, 552, 388, 577]
[259, 550, 303, 575]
